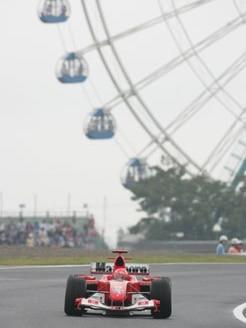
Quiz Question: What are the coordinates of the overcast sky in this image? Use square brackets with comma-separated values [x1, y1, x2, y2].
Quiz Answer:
[1, 0, 245, 247]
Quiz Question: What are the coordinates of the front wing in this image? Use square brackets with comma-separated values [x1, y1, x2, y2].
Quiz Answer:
[75, 294, 160, 313]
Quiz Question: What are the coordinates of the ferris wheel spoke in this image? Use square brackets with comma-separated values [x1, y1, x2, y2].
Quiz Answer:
[102, 18, 244, 166]
[159, 0, 246, 119]
[81, 0, 199, 172]
[167, 51, 246, 134]
[93, 0, 246, 175]
[96, 0, 246, 177]
[97, 0, 207, 173]
[77, 0, 214, 57]
[78, 0, 242, 119]
[233, 0, 246, 21]
[137, 14, 242, 94]
[131, 49, 246, 164]
[201, 99, 246, 172]
[202, 125, 246, 173]
[101, 14, 242, 112]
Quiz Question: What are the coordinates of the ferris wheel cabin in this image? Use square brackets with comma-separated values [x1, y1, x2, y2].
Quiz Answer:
[56, 52, 88, 83]
[84, 108, 116, 139]
[38, 0, 71, 23]
[121, 158, 152, 189]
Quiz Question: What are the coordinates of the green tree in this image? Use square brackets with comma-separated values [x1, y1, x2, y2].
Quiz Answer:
[128, 165, 246, 240]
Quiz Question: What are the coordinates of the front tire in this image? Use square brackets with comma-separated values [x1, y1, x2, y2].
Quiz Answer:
[64, 275, 86, 316]
[150, 277, 172, 319]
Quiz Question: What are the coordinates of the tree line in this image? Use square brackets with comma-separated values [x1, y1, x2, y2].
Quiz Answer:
[128, 165, 246, 240]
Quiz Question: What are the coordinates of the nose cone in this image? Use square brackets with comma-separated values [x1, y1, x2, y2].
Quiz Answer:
[110, 281, 128, 301]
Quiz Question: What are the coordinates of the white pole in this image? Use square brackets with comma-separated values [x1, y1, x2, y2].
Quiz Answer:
[102, 196, 107, 238]
[33, 193, 37, 217]
[0, 192, 3, 217]
[67, 193, 71, 216]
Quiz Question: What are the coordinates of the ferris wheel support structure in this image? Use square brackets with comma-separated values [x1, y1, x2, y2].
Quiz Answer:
[80, 0, 227, 176]
[78, 0, 246, 179]
[80, 0, 211, 176]
[138, 49, 246, 158]
[158, 0, 246, 172]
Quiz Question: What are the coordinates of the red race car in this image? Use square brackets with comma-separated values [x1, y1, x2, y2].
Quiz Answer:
[64, 250, 172, 319]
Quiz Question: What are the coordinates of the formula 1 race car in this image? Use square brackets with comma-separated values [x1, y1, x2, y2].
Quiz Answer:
[64, 250, 172, 319]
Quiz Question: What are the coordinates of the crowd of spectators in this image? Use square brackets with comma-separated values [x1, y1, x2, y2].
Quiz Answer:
[0, 215, 98, 249]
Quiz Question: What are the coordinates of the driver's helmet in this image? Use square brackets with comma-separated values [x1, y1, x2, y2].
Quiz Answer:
[113, 268, 129, 280]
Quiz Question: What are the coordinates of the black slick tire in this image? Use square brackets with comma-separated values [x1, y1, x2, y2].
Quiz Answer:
[150, 277, 172, 319]
[64, 275, 86, 316]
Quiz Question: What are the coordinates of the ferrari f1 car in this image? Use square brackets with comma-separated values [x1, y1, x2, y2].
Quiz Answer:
[64, 250, 172, 318]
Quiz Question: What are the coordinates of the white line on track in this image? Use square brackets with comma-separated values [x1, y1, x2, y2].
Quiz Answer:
[0, 264, 90, 270]
[233, 303, 246, 323]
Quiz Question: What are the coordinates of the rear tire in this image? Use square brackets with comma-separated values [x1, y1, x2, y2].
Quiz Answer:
[64, 275, 86, 316]
[150, 277, 172, 319]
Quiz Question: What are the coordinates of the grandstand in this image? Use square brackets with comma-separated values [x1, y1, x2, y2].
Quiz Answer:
[0, 211, 108, 249]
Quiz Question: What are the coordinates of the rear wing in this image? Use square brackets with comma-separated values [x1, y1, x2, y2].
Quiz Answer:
[90, 262, 150, 275]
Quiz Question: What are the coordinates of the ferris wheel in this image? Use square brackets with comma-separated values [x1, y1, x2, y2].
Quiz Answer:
[37, 0, 246, 189]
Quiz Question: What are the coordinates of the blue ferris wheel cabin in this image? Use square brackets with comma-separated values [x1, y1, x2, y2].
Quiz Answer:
[122, 158, 152, 189]
[38, 0, 70, 23]
[56, 52, 88, 84]
[85, 108, 116, 140]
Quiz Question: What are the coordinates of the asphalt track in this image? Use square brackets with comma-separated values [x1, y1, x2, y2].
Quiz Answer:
[1, 263, 246, 327]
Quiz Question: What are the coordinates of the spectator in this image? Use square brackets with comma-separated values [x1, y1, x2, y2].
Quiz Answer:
[33, 221, 40, 238]
[7, 220, 18, 245]
[55, 218, 62, 232]
[0, 219, 5, 233]
[216, 235, 228, 255]
[229, 238, 244, 254]
[0, 219, 5, 245]
[26, 233, 35, 247]
[228, 238, 238, 254]
[17, 217, 26, 245]
[37, 227, 49, 246]
[236, 239, 244, 253]
[40, 219, 48, 231]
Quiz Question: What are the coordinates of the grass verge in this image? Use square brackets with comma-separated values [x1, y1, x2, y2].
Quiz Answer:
[0, 246, 246, 265]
